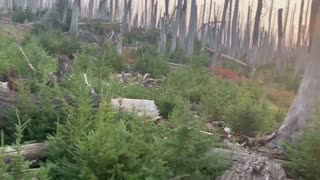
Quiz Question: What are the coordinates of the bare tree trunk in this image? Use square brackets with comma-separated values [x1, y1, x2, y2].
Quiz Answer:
[282, 0, 290, 43]
[252, 0, 263, 47]
[212, 0, 229, 63]
[157, 17, 167, 54]
[304, 0, 311, 44]
[186, 0, 197, 56]
[297, 0, 305, 46]
[69, 0, 80, 37]
[227, 0, 233, 49]
[88, 0, 94, 19]
[268, 0, 274, 38]
[178, 0, 187, 49]
[277, 9, 283, 51]
[170, 0, 182, 53]
[231, 0, 239, 55]
[268, 0, 320, 147]
[98, 0, 108, 21]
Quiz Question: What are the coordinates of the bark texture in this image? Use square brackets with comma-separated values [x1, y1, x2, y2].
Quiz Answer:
[69, 0, 80, 37]
[268, 0, 320, 147]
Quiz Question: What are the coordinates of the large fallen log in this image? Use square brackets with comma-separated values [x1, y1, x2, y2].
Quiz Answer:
[0, 87, 159, 127]
[1, 142, 290, 180]
[205, 47, 249, 67]
[1, 142, 48, 162]
[212, 148, 291, 180]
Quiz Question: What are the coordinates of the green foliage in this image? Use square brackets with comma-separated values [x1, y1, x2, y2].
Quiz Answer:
[99, 44, 125, 73]
[33, 30, 81, 55]
[46, 95, 228, 179]
[162, 67, 276, 136]
[273, 71, 302, 93]
[0, 113, 51, 179]
[12, 7, 34, 23]
[222, 90, 274, 136]
[155, 94, 183, 119]
[106, 81, 154, 99]
[135, 45, 170, 78]
[124, 30, 159, 45]
[285, 116, 320, 180]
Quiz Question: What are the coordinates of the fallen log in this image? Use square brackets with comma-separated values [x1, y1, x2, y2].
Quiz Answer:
[205, 47, 249, 67]
[0, 87, 159, 127]
[1, 142, 290, 180]
[212, 148, 291, 180]
[1, 142, 48, 161]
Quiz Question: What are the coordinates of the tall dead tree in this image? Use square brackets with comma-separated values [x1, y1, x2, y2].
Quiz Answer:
[213, 0, 229, 56]
[186, 0, 197, 56]
[227, 0, 233, 48]
[178, 0, 187, 49]
[231, 0, 240, 54]
[252, 0, 263, 47]
[88, 0, 94, 19]
[304, 0, 311, 44]
[170, 0, 182, 53]
[283, 0, 290, 43]
[268, 0, 320, 148]
[277, 9, 284, 51]
[98, 0, 108, 21]
[157, 17, 167, 54]
[69, 0, 80, 37]
[297, 0, 305, 46]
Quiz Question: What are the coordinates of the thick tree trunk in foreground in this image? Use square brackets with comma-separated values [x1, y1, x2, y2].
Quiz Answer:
[268, 0, 320, 147]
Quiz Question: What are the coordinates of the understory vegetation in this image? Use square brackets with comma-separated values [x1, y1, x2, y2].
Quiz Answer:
[0, 22, 317, 179]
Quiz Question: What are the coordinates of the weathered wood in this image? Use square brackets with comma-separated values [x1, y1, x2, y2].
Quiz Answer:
[0, 88, 160, 127]
[205, 47, 248, 67]
[1, 142, 48, 161]
[217, 149, 291, 180]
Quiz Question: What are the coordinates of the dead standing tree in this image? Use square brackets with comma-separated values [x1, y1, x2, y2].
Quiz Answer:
[297, 0, 305, 46]
[186, 0, 197, 56]
[178, 0, 187, 50]
[69, 0, 80, 37]
[267, 0, 320, 148]
[212, 0, 229, 63]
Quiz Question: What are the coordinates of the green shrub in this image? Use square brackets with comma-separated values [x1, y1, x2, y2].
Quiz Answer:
[285, 116, 320, 180]
[45, 88, 228, 179]
[0, 115, 51, 179]
[12, 7, 34, 23]
[99, 43, 125, 73]
[155, 94, 183, 119]
[34, 31, 81, 55]
[135, 46, 169, 78]
[273, 71, 302, 93]
[106, 81, 154, 99]
[222, 90, 274, 136]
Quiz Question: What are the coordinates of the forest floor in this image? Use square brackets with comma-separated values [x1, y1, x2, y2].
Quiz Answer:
[0, 22, 299, 179]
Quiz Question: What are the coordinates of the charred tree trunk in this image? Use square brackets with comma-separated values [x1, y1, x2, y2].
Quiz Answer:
[178, 0, 187, 49]
[212, 0, 229, 63]
[297, 0, 305, 46]
[186, 0, 197, 56]
[170, 0, 182, 53]
[252, 0, 263, 47]
[157, 17, 167, 54]
[231, 0, 239, 54]
[268, 0, 320, 147]
[277, 9, 283, 51]
[69, 0, 80, 37]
